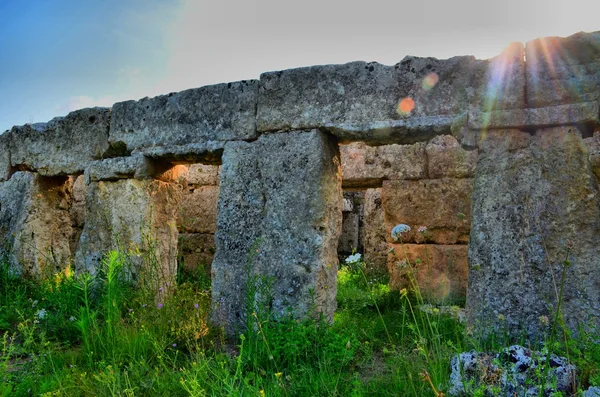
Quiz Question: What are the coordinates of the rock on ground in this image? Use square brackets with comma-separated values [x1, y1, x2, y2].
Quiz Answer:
[449, 345, 576, 397]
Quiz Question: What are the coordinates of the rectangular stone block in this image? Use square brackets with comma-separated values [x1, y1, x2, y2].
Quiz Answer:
[467, 126, 600, 339]
[9, 108, 111, 176]
[362, 188, 388, 275]
[526, 31, 600, 107]
[338, 212, 360, 254]
[469, 102, 599, 130]
[340, 142, 426, 187]
[425, 135, 478, 178]
[84, 156, 141, 183]
[177, 185, 219, 234]
[388, 243, 468, 303]
[110, 81, 258, 151]
[584, 132, 600, 180]
[178, 233, 215, 277]
[75, 179, 182, 288]
[382, 178, 473, 244]
[257, 43, 525, 135]
[0, 172, 73, 277]
[182, 164, 220, 186]
[0, 133, 10, 181]
[212, 130, 342, 334]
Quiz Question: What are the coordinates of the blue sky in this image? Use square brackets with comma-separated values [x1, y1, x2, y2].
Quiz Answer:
[1, 0, 599, 132]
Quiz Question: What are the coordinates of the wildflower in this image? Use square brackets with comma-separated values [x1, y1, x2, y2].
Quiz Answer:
[172, 343, 177, 347]
[142, 304, 148, 308]
[157, 303, 164, 309]
[69, 316, 76, 322]
[31, 300, 38, 308]
[259, 391, 265, 396]
[275, 372, 283, 378]
[539, 315, 550, 326]
[36, 308, 47, 320]
[565, 240, 575, 251]
[399, 288, 408, 298]
[396, 260, 409, 269]
[159, 287, 163, 292]
[194, 303, 199, 309]
[391, 224, 411, 241]
[345, 253, 361, 264]
[497, 313, 505, 321]
[417, 226, 428, 234]
[128, 308, 133, 313]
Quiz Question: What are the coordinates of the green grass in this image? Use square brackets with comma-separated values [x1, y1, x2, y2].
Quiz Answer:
[0, 250, 598, 396]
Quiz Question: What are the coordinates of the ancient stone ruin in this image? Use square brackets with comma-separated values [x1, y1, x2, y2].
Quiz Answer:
[1, 31, 599, 339]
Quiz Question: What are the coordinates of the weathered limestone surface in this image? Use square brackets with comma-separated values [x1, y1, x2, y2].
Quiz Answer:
[109, 81, 258, 151]
[362, 188, 388, 274]
[425, 135, 478, 178]
[212, 130, 342, 334]
[182, 164, 220, 186]
[585, 132, 600, 180]
[388, 243, 468, 303]
[526, 31, 600, 107]
[75, 179, 182, 286]
[338, 192, 364, 255]
[257, 43, 525, 137]
[0, 133, 11, 181]
[382, 178, 473, 244]
[69, 175, 87, 255]
[137, 142, 225, 165]
[177, 186, 219, 233]
[467, 127, 600, 339]
[9, 108, 110, 176]
[469, 102, 599, 130]
[0, 172, 73, 277]
[340, 142, 426, 187]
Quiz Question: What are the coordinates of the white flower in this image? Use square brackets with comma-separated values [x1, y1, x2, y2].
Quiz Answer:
[69, 316, 76, 322]
[345, 253, 362, 264]
[417, 226, 428, 234]
[36, 308, 47, 320]
[391, 224, 411, 241]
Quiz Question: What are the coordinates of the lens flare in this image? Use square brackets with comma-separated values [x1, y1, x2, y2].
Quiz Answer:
[422, 72, 439, 90]
[397, 97, 415, 115]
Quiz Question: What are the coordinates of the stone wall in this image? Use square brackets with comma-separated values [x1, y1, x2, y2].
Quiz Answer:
[0, 30, 598, 338]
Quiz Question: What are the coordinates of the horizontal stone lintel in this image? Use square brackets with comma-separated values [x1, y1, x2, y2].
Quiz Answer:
[468, 102, 599, 130]
[134, 141, 225, 165]
[323, 115, 456, 146]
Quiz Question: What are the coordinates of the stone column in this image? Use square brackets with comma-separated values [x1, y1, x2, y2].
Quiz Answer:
[212, 130, 342, 335]
[0, 172, 73, 277]
[74, 175, 182, 288]
[467, 127, 600, 340]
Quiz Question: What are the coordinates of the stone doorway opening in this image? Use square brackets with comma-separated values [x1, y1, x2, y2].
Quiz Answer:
[337, 138, 475, 306]
[175, 163, 220, 287]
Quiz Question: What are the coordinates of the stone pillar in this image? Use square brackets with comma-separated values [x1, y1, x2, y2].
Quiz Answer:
[0, 172, 73, 277]
[212, 130, 342, 334]
[74, 177, 182, 288]
[467, 127, 600, 340]
[362, 188, 388, 275]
